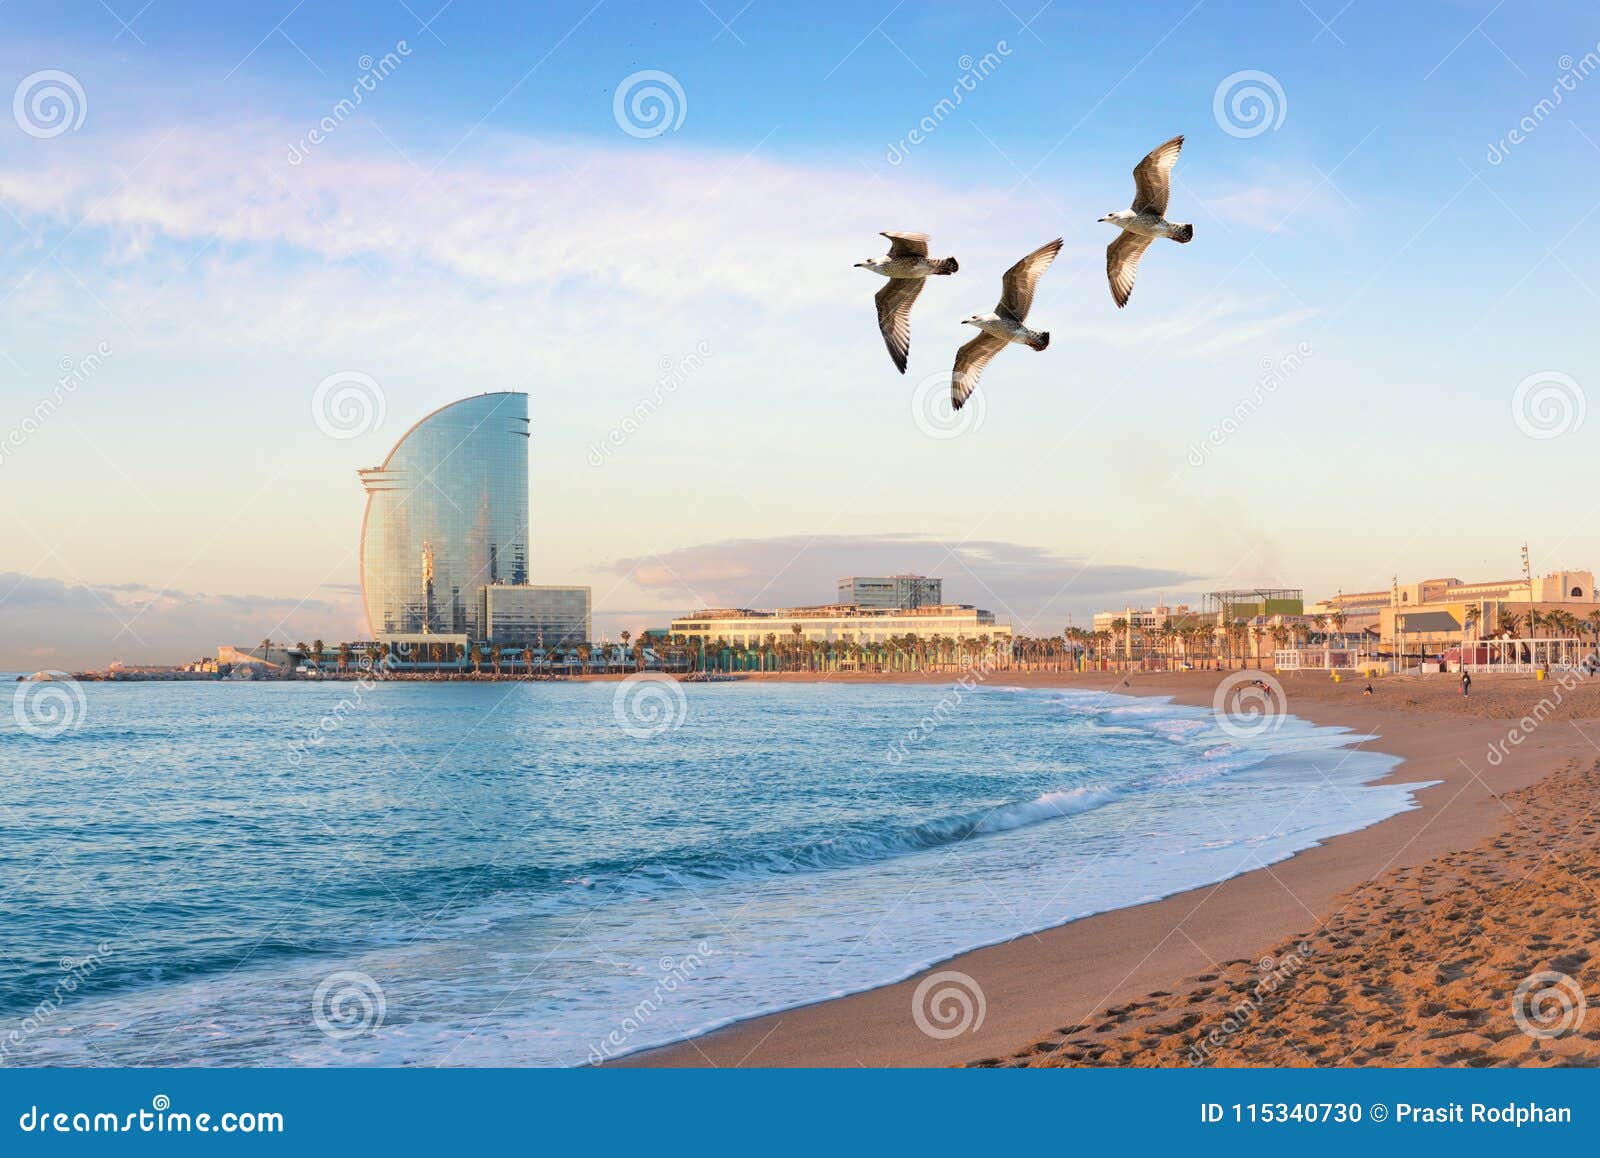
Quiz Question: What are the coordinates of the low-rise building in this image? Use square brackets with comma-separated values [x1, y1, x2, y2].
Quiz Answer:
[668, 603, 1010, 650]
[480, 584, 592, 649]
[1090, 602, 1194, 636]
[1307, 570, 1600, 657]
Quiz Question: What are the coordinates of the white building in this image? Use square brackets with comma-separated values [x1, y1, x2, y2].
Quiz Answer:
[668, 603, 1009, 648]
[1090, 602, 1193, 635]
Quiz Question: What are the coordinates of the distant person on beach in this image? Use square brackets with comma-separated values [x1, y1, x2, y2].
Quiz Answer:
[1461, 670, 1472, 697]
[1363, 683, 1373, 696]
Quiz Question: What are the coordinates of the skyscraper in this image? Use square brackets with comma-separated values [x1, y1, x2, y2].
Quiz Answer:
[359, 392, 529, 639]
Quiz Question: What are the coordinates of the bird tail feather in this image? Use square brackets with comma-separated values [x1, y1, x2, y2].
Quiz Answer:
[1029, 332, 1050, 352]
[1172, 223, 1194, 243]
[934, 257, 959, 274]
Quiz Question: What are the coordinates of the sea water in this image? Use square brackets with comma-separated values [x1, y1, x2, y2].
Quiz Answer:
[0, 679, 1428, 1066]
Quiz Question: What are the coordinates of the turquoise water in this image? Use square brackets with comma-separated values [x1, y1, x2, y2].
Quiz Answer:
[0, 678, 1427, 1066]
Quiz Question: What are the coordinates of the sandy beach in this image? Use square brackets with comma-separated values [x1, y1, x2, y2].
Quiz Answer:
[624, 668, 1600, 1067]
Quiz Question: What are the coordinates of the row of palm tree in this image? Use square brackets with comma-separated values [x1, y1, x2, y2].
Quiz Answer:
[252, 602, 1600, 679]
[1069, 613, 1355, 672]
[1491, 607, 1600, 641]
[653, 630, 1008, 674]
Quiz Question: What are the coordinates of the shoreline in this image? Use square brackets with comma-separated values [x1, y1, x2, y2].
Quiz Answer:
[621, 669, 1595, 1067]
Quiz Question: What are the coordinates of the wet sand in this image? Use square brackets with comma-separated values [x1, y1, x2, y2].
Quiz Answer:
[622, 668, 1600, 1067]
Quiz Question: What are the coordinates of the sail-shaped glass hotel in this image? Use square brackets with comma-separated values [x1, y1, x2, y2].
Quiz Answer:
[359, 392, 530, 640]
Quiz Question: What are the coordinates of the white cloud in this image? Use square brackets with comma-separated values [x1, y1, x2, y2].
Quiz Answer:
[606, 532, 1198, 632]
[0, 573, 365, 670]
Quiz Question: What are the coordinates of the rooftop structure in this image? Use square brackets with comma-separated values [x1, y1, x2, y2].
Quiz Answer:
[836, 574, 942, 610]
[1202, 588, 1304, 620]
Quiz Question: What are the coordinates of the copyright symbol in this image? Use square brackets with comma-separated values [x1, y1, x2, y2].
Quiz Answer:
[1369, 1103, 1388, 1122]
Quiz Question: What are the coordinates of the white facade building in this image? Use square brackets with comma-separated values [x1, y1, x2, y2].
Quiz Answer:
[668, 603, 1009, 648]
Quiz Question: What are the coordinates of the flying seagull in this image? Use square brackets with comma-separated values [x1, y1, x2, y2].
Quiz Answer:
[1099, 135, 1193, 309]
[855, 231, 959, 374]
[951, 237, 1063, 411]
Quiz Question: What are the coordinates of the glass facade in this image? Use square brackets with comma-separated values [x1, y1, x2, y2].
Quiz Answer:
[837, 575, 942, 609]
[480, 585, 592, 648]
[359, 392, 529, 640]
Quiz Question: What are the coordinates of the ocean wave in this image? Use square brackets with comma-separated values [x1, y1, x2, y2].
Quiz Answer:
[696, 783, 1126, 879]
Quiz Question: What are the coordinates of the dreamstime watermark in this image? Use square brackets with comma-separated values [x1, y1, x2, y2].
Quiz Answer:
[613, 70, 687, 138]
[612, 673, 688, 739]
[0, 942, 114, 1066]
[284, 655, 398, 767]
[311, 370, 386, 439]
[911, 970, 986, 1039]
[311, 970, 386, 1040]
[1212, 671, 1288, 740]
[885, 42, 1012, 165]
[12, 70, 86, 139]
[588, 341, 711, 466]
[1510, 370, 1584, 440]
[1, 342, 113, 468]
[1187, 340, 1311, 466]
[1511, 970, 1587, 1040]
[1487, 46, 1600, 165]
[16, 1096, 283, 1135]
[286, 42, 412, 164]
[12, 673, 88, 738]
[1187, 941, 1313, 1064]
[886, 654, 1000, 764]
[586, 942, 720, 1064]
[911, 368, 986, 440]
[1484, 663, 1589, 766]
[1212, 70, 1287, 139]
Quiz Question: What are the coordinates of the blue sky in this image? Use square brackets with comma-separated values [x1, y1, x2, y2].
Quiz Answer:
[2, 0, 1598, 665]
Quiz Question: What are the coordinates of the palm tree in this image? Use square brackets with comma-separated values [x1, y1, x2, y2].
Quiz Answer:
[1110, 618, 1129, 670]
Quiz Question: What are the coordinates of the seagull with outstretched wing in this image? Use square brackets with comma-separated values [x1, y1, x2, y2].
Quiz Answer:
[1099, 135, 1193, 308]
[951, 237, 1063, 411]
[855, 231, 959, 373]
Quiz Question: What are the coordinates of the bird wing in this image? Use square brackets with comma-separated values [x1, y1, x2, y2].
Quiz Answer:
[1131, 134, 1183, 216]
[996, 237, 1063, 322]
[1106, 230, 1154, 309]
[874, 277, 925, 374]
[882, 231, 930, 258]
[951, 331, 1008, 410]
